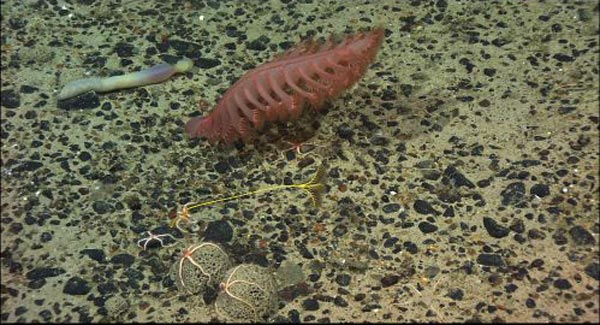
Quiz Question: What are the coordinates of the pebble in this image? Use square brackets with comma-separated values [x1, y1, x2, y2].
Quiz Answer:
[500, 182, 526, 206]
[110, 253, 135, 267]
[335, 274, 351, 286]
[63, 276, 91, 295]
[413, 200, 438, 215]
[337, 123, 354, 139]
[483, 217, 510, 238]
[80, 249, 106, 263]
[334, 296, 348, 307]
[1, 88, 20, 108]
[26, 267, 65, 280]
[476, 253, 505, 267]
[553, 278, 572, 290]
[418, 221, 438, 233]
[569, 225, 595, 246]
[247, 35, 270, 51]
[584, 262, 599, 281]
[530, 183, 550, 197]
[302, 298, 320, 311]
[92, 200, 113, 214]
[213, 160, 231, 174]
[447, 288, 464, 300]
[382, 203, 400, 213]
[204, 220, 233, 243]
[380, 274, 400, 287]
[196, 58, 221, 69]
[443, 165, 475, 188]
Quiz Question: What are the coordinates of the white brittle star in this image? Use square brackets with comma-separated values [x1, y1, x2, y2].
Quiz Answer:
[136, 231, 178, 250]
[177, 243, 225, 294]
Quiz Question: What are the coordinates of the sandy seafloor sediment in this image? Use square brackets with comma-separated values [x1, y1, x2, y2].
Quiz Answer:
[1, 0, 598, 323]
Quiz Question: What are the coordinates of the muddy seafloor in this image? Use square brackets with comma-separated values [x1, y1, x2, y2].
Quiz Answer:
[1, 1, 598, 323]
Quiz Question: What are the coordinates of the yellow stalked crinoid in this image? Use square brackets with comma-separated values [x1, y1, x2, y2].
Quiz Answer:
[170, 165, 326, 231]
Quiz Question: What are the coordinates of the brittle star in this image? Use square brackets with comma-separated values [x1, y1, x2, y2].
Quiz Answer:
[136, 231, 178, 250]
[215, 264, 267, 321]
[177, 243, 227, 294]
[170, 202, 193, 233]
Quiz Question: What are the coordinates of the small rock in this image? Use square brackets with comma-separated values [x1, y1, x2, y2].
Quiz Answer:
[80, 249, 106, 263]
[302, 298, 319, 311]
[334, 296, 348, 307]
[92, 200, 113, 214]
[553, 278, 572, 290]
[530, 184, 550, 197]
[418, 221, 438, 233]
[476, 253, 505, 267]
[110, 253, 135, 267]
[569, 225, 595, 246]
[382, 203, 400, 213]
[584, 262, 599, 281]
[413, 200, 438, 215]
[1, 88, 20, 108]
[500, 182, 526, 206]
[204, 220, 233, 243]
[247, 35, 270, 51]
[26, 267, 65, 280]
[483, 217, 510, 238]
[380, 274, 400, 287]
[443, 165, 475, 188]
[63, 276, 91, 295]
[335, 274, 351, 286]
[447, 288, 464, 300]
[197, 58, 220, 69]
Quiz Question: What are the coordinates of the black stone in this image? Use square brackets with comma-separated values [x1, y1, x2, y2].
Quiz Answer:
[57, 92, 101, 110]
[92, 200, 112, 214]
[483, 217, 510, 238]
[584, 262, 599, 281]
[20, 85, 39, 94]
[530, 184, 550, 197]
[413, 200, 438, 215]
[380, 274, 400, 287]
[302, 298, 320, 311]
[483, 68, 496, 77]
[337, 123, 354, 139]
[569, 225, 595, 246]
[509, 219, 525, 233]
[443, 165, 475, 188]
[114, 42, 135, 57]
[403, 241, 418, 254]
[197, 58, 220, 69]
[476, 253, 505, 267]
[553, 278, 572, 290]
[418, 221, 438, 234]
[213, 160, 231, 174]
[505, 283, 518, 293]
[26, 267, 65, 280]
[247, 35, 270, 51]
[334, 295, 348, 307]
[97, 282, 119, 295]
[382, 203, 400, 213]
[78, 151, 92, 161]
[63, 276, 91, 295]
[110, 253, 135, 267]
[1, 88, 20, 108]
[447, 288, 463, 300]
[15, 161, 43, 173]
[335, 274, 351, 286]
[553, 53, 575, 62]
[500, 182, 526, 206]
[204, 220, 233, 243]
[80, 249, 106, 263]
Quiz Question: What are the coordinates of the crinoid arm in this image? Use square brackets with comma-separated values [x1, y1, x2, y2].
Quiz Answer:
[298, 165, 327, 207]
